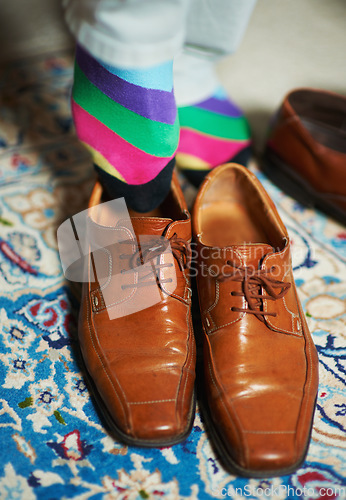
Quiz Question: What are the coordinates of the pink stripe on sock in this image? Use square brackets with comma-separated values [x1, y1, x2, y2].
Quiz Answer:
[72, 100, 173, 185]
[178, 128, 250, 167]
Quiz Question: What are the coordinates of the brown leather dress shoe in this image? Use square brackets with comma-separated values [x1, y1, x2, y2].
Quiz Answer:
[78, 172, 196, 446]
[192, 163, 318, 477]
[263, 88, 346, 224]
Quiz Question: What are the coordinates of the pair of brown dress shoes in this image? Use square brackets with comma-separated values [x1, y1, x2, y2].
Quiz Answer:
[78, 163, 318, 478]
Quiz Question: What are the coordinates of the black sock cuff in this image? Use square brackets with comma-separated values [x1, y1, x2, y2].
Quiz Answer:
[94, 158, 175, 212]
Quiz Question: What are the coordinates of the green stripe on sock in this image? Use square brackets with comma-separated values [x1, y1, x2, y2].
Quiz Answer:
[178, 106, 250, 140]
[73, 62, 179, 157]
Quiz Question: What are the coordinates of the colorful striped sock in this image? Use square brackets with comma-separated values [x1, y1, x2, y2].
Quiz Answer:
[176, 87, 251, 186]
[72, 45, 179, 212]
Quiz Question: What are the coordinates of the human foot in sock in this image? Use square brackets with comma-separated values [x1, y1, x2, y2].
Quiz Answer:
[71, 44, 179, 212]
[176, 87, 251, 186]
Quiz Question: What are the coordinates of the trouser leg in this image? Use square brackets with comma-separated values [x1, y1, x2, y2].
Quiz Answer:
[174, 0, 257, 105]
[63, 0, 190, 67]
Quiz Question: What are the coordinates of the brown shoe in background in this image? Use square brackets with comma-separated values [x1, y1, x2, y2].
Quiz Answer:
[78, 172, 196, 447]
[263, 88, 346, 224]
[192, 163, 318, 477]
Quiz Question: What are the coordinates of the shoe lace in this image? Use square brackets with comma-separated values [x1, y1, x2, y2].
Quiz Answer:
[216, 261, 291, 322]
[119, 233, 190, 290]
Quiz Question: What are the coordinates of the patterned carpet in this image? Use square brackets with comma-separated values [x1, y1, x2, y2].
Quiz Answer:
[0, 52, 345, 499]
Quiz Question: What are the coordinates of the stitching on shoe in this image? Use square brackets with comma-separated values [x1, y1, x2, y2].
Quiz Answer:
[209, 246, 244, 311]
[175, 300, 194, 428]
[161, 237, 191, 303]
[207, 314, 246, 335]
[86, 277, 128, 423]
[90, 247, 112, 312]
[91, 227, 137, 310]
[264, 248, 302, 335]
[281, 267, 300, 334]
[205, 248, 245, 333]
[128, 399, 176, 405]
[204, 312, 216, 331]
[243, 430, 295, 434]
[182, 243, 192, 300]
[207, 360, 248, 461]
[99, 247, 112, 291]
[130, 217, 170, 224]
[205, 281, 246, 334]
[180, 305, 195, 411]
[205, 279, 246, 334]
[294, 305, 314, 462]
[206, 280, 220, 314]
[162, 222, 194, 412]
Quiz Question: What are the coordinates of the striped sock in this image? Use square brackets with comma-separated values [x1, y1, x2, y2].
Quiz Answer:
[176, 87, 251, 186]
[71, 45, 179, 212]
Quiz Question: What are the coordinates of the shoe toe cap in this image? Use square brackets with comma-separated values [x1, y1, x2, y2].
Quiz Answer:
[211, 390, 312, 475]
[127, 399, 192, 444]
[93, 362, 195, 446]
[240, 431, 299, 473]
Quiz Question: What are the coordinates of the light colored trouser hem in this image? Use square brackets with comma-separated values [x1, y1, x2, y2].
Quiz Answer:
[63, 0, 190, 68]
[63, 0, 257, 104]
[174, 50, 220, 106]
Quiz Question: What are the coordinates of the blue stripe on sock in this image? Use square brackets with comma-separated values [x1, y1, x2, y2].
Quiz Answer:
[96, 59, 174, 92]
[212, 86, 228, 100]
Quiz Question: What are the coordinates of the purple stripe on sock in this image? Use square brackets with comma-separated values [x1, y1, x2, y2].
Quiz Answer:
[76, 45, 177, 124]
[196, 97, 243, 118]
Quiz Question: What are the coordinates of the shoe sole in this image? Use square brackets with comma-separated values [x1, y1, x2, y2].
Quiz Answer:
[262, 147, 346, 225]
[78, 344, 196, 448]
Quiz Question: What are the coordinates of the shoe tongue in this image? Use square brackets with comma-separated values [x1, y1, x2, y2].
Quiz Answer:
[233, 244, 274, 268]
[120, 217, 173, 237]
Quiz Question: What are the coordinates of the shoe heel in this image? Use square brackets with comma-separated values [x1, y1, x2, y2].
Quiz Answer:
[262, 147, 346, 224]
[261, 147, 314, 208]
